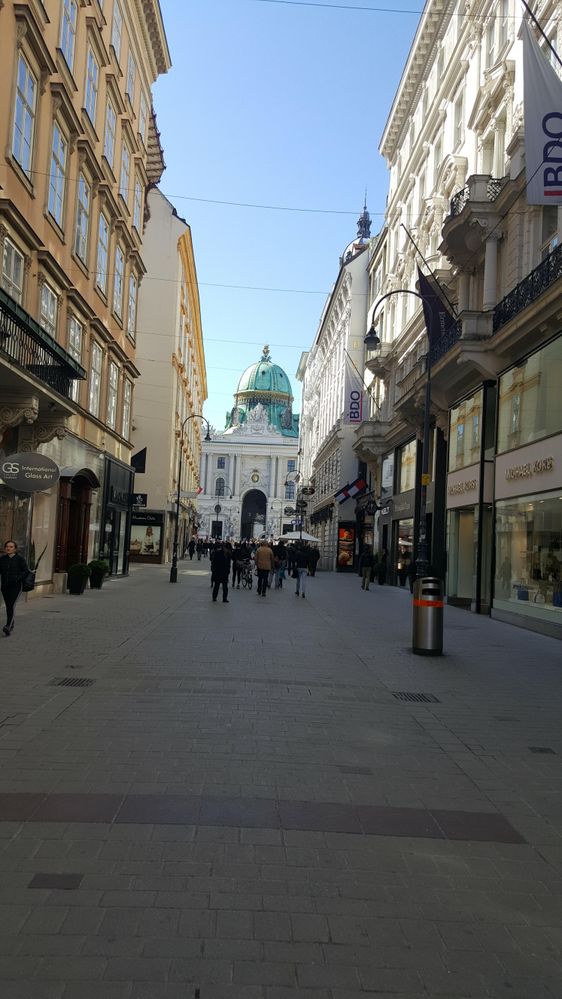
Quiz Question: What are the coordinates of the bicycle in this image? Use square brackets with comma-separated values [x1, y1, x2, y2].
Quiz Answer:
[240, 561, 253, 589]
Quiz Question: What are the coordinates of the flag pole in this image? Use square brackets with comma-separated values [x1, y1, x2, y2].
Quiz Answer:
[400, 224, 459, 317]
[521, 0, 562, 71]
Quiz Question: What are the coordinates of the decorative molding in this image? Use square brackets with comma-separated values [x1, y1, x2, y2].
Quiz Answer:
[0, 396, 39, 435]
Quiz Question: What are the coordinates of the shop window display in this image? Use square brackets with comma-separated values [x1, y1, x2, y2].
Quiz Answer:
[449, 389, 482, 472]
[494, 491, 562, 619]
[398, 440, 416, 493]
[497, 337, 562, 453]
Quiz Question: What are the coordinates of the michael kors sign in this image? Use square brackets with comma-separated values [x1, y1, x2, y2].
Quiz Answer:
[496, 436, 561, 500]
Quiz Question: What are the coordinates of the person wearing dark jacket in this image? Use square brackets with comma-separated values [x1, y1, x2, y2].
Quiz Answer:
[293, 546, 309, 598]
[0, 540, 29, 636]
[376, 549, 388, 585]
[358, 547, 375, 590]
[210, 543, 231, 602]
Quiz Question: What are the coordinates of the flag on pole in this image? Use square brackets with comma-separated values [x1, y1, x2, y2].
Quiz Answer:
[196, 486, 203, 495]
[334, 483, 350, 503]
[522, 19, 562, 204]
[347, 477, 367, 498]
[417, 267, 456, 349]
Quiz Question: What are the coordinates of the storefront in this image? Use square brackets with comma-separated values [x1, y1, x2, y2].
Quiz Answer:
[129, 510, 165, 563]
[100, 456, 134, 576]
[336, 522, 356, 571]
[492, 336, 562, 638]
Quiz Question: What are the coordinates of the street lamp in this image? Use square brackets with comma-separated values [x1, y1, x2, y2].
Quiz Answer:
[364, 289, 431, 579]
[170, 414, 211, 583]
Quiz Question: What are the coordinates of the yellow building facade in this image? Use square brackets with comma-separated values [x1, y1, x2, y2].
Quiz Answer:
[0, 0, 170, 586]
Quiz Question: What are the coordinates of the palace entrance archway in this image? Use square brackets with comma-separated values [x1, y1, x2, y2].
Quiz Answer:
[241, 489, 266, 540]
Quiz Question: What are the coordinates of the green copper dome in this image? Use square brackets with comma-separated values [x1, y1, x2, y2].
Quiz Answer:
[237, 349, 293, 398]
[225, 346, 299, 438]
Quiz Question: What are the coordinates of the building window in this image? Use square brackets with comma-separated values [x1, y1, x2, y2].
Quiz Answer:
[96, 212, 109, 293]
[1, 239, 24, 303]
[12, 54, 37, 176]
[485, 19, 495, 68]
[60, 0, 77, 70]
[499, 0, 509, 50]
[68, 315, 82, 403]
[84, 46, 99, 124]
[111, 1, 123, 60]
[127, 272, 137, 340]
[48, 122, 67, 226]
[287, 459, 296, 472]
[284, 481, 295, 500]
[217, 457, 226, 469]
[113, 245, 124, 317]
[215, 477, 225, 497]
[453, 89, 464, 149]
[133, 177, 142, 231]
[138, 91, 148, 144]
[433, 131, 443, 189]
[448, 390, 483, 472]
[398, 439, 417, 493]
[119, 142, 130, 205]
[126, 50, 136, 103]
[89, 340, 102, 416]
[541, 206, 559, 260]
[103, 99, 117, 167]
[74, 172, 90, 262]
[497, 336, 562, 452]
[106, 361, 118, 429]
[40, 282, 58, 338]
[122, 378, 132, 438]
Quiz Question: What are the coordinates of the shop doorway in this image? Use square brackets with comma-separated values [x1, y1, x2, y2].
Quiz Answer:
[241, 490, 266, 540]
[55, 470, 98, 571]
[393, 517, 414, 587]
[447, 508, 475, 607]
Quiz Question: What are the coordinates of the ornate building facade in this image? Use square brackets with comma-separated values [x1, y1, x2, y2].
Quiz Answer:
[0, 0, 170, 586]
[198, 349, 299, 540]
[354, 0, 562, 638]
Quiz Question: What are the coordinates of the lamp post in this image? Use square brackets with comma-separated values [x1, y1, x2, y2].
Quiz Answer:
[364, 289, 431, 579]
[170, 414, 211, 583]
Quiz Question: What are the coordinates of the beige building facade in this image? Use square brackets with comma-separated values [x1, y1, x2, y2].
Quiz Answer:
[0, 0, 170, 586]
[132, 187, 207, 563]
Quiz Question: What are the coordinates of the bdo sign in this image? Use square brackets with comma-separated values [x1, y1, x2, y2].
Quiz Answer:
[0, 453, 60, 492]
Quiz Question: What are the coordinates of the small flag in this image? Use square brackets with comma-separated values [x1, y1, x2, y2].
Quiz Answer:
[347, 477, 367, 498]
[196, 486, 203, 494]
[417, 267, 456, 349]
[334, 483, 350, 503]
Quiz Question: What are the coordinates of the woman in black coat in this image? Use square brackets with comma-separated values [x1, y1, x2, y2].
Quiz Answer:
[0, 540, 30, 636]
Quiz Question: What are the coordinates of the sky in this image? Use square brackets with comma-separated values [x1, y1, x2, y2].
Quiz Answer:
[152, 0, 423, 432]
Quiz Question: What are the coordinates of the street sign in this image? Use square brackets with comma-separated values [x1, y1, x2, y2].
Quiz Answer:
[421, 473, 431, 486]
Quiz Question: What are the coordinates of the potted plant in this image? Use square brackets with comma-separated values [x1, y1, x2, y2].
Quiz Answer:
[67, 563, 91, 595]
[88, 559, 109, 589]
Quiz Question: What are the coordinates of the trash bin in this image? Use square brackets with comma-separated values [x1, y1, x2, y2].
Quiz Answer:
[412, 576, 444, 655]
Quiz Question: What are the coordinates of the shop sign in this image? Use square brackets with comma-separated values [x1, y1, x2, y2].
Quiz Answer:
[379, 505, 391, 517]
[132, 493, 148, 508]
[392, 490, 415, 519]
[130, 511, 164, 559]
[0, 452, 60, 492]
[495, 436, 562, 500]
[447, 463, 480, 510]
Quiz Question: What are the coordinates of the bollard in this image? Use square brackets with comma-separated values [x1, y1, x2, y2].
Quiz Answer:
[412, 576, 444, 655]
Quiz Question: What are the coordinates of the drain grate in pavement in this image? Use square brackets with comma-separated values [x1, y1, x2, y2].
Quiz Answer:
[529, 746, 556, 754]
[49, 677, 95, 688]
[29, 873, 83, 890]
[392, 691, 440, 704]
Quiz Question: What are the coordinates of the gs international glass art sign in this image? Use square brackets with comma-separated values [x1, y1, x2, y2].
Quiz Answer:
[0, 452, 60, 492]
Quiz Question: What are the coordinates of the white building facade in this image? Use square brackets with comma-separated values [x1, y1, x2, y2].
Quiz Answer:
[297, 211, 370, 571]
[198, 349, 299, 541]
[353, 0, 562, 637]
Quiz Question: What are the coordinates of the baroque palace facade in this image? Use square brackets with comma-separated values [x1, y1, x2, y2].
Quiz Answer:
[0, 0, 170, 586]
[352, 0, 562, 638]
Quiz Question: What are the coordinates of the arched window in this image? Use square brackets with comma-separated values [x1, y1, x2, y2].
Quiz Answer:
[215, 477, 225, 497]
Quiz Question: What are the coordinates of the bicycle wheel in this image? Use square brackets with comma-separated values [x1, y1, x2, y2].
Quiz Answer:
[248, 574, 253, 589]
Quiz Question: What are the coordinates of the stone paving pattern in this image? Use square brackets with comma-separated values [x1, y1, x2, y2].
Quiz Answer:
[0, 562, 561, 998]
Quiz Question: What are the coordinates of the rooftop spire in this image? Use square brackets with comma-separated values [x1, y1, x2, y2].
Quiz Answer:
[261, 344, 271, 362]
[357, 193, 371, 240]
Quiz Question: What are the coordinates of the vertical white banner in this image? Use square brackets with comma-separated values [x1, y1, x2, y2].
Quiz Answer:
[523, 19, 562, 205]
[343, 354, 364, 425]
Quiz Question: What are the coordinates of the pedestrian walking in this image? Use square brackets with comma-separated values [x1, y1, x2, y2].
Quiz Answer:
[231, 542, 243, 588]
[196, 539, 203, 560]
[187, 538, 196, 560]
[293, 545, 309, 598]
[210, 542, 231, 603]
[0, 540, 30, 636]
[358, 546, 375, 591]
[308, 546, 320, 577]
[254, 540, 274, 597]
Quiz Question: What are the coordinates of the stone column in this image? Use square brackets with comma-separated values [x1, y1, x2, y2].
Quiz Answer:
[483, 234, 499, 311]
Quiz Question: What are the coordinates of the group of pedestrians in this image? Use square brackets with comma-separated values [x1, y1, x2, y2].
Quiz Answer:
[206, 537, 319, 603]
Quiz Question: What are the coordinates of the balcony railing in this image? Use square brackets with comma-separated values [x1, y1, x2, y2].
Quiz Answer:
[429, 319, 462, 366]
[0, 288, 85, 399]
[450, 177, 505, 218]
[493, 242, 562, 333]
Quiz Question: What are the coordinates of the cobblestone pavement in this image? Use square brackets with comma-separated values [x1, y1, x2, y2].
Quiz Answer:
[0, 561, 561, 999]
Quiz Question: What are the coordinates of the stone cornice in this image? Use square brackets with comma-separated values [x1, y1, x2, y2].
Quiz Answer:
[133, 0, 172, 81]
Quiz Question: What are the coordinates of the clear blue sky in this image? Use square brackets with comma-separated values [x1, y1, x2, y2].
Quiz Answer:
[153, 0, 422, 431]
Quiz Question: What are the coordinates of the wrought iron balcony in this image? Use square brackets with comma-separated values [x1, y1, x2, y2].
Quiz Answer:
[0, 288, 85, 399]
[450, 177, 505, 218]
[493, 242, 562, 333]
[429, 319, 462, 366]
